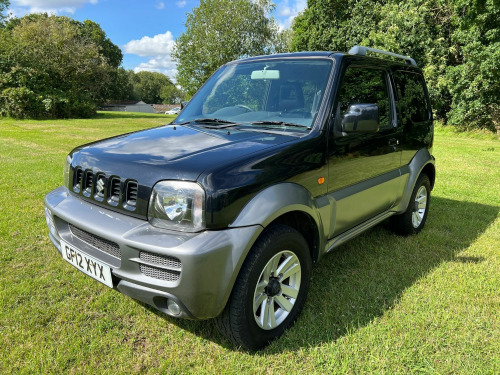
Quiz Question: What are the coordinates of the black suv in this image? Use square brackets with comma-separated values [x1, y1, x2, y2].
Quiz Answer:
[44, 46, 435, 350]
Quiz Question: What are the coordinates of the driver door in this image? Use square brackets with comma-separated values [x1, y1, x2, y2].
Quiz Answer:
[327, 64, 401, 237]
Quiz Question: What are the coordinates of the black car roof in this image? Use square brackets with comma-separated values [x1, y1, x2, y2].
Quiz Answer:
[232, 51, 335, 63]
[231, 51, 420, 70]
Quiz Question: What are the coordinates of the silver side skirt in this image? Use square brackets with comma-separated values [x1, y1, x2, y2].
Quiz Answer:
[326, 210, 395, 252]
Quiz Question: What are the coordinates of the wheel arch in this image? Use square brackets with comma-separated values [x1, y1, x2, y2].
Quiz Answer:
[394, 148, 435, 214]
[268, 210, 320, 262]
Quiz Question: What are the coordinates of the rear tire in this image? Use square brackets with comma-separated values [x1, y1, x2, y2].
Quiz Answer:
[389, 173, 431, 235]
[216, 224, 311, 350]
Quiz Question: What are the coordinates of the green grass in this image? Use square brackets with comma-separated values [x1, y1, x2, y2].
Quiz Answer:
[1, 112, 499, 373]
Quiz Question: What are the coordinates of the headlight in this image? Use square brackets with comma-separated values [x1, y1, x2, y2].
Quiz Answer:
[63, 154, 72, 187]
[148, 181, 205, 232]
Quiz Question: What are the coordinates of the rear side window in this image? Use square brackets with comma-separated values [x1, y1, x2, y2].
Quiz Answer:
[337, 67, 392, 128]
[393, 71, 430, 124]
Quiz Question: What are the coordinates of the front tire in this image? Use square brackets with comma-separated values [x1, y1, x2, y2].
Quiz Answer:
[216, 224, 312, 350]
[389, 173, 431, 235]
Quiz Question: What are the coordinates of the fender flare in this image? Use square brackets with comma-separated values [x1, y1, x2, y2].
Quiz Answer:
[229, 182, 326, 253]
[230, 183, 321, 226]
[395, 148, 435, 214]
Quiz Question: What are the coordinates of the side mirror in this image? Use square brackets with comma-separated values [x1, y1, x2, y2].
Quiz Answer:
[181, 101, 189, 110]
[342, 104, 379, 133]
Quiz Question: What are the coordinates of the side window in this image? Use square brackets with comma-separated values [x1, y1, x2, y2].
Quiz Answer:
[337, 67, 392, 128]
[393, 71, 429, 124]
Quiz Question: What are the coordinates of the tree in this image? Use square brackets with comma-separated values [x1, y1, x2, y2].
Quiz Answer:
[110, 68, 137, 101]
[76, 19, 123, 68]
[291, 0, 448, 115]
[107, 69, 180, 103]
[274, 28, 294, 53]
[365, 0, 499, 131]
[133, 71, 174, 104]
[3, 14, 122, 67]
[172, 0, 280, 96]
[291, 0, 388, 52]
[364, 0, 454, 120]
[160, 84, 184, 104]
[445, 0, 500, 131]
[291, 0, 499, 132]
[0, 15, 117, 118]
[0, 0, 9, 25]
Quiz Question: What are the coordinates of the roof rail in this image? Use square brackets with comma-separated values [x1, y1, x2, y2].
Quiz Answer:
[348, 45, 417, 67]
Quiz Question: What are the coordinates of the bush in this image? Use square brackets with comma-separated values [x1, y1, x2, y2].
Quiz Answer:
[0, 14, 120, 119]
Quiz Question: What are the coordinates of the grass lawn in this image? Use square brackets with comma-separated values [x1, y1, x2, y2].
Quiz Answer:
[0, 112, 498, 373]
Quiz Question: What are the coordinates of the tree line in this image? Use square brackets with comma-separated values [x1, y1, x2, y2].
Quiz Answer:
[173, 0, 498, 132]
[0, 10, 181, 119]
[1, 0, 498, 132]
[114, 69, 184, 105]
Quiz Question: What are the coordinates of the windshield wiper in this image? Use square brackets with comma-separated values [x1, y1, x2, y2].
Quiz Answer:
[176, 118, 237, 127]
[251, 121, 311, 130]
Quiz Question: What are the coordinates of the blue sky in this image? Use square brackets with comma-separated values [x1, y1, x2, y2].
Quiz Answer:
[7, 0, 307, 81]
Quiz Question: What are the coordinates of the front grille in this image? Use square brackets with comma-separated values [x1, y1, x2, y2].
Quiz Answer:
[71, 166, 139, 213]
[69, 224, 121, 259]
[140, 251, 181, 269]
[140, 264, 180, 282]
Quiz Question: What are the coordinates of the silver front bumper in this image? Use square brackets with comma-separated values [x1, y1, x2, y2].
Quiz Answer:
[44, 187, 263, 319]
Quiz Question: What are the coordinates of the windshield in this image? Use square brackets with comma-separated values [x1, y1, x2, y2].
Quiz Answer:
[175, 58, 333, 132]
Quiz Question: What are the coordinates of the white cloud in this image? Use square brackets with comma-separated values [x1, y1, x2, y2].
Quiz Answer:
[278, 5, 291, 17]
[12, 0, 97, 14]
[124, 31, 177, 81]
[275, 0, 307, 30]
[156, 1, 165, 10]
[176, 1, 186, 8]
[123, 31, 175, 57]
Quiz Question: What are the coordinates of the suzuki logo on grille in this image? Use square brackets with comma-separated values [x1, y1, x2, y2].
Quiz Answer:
[96, 177, 105, 196]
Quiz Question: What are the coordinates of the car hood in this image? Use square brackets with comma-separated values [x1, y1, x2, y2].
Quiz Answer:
[70, 124, 296, 186]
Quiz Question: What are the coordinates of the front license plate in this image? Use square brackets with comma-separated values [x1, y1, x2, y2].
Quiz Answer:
[60, 239, 113, 288]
